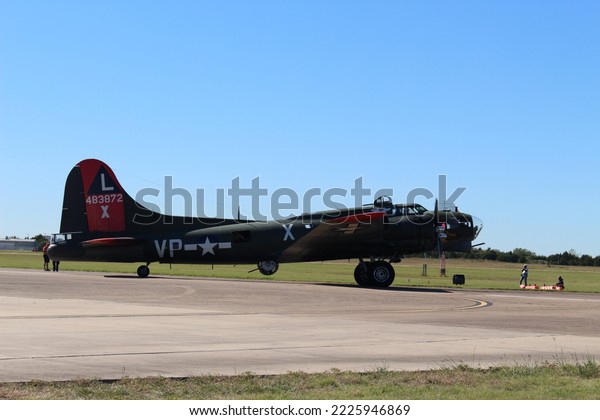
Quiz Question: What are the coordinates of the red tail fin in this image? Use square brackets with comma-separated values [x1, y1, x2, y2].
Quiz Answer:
[60, 159, 126, 233]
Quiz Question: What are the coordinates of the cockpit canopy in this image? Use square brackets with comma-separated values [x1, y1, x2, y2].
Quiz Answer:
[372, 196, 428, 216]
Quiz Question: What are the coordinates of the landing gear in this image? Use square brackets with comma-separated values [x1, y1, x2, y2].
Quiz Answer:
[137, 264, 150, 278]
[353, 260, 395, 288]
[369, 261, 395, 287]
[353, 262, 370, 286]
[257, 260, 279, 276]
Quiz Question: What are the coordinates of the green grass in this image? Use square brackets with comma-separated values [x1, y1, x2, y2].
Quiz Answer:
[2, 251, 599, 292]
[2, 362, 600, 399]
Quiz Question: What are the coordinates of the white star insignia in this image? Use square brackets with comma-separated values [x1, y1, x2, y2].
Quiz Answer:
[199, 237, 217, 256]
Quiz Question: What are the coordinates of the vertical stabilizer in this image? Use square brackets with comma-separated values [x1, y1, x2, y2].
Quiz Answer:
[58, 158, 228, 235]
[59, 159, 126, 233]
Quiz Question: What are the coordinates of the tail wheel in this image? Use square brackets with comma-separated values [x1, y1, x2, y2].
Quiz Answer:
[368, 261, 395, 288]
[257, 261, 279, 276]
[137, 265, 150, 278]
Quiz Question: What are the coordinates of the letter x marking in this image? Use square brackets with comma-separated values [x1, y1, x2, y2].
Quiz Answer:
[101, 205, 110, 219]
[283, 223, 295, 241]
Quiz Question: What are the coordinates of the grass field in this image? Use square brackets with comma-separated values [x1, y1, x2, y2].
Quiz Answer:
[1, 251, 599, 292]
[2, 362, 600, 399]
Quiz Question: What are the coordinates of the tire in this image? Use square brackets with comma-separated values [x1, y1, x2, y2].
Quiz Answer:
[137, 265, 150, 278]
[353, 263, 371, 287]
[368, 261, 395, 288]
[257, 261, 279, 276]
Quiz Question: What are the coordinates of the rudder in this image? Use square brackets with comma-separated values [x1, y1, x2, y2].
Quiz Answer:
[59, 159, 127, 233]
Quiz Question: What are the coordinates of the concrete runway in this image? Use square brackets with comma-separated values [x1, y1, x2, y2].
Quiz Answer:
[1, 268, 600, 382]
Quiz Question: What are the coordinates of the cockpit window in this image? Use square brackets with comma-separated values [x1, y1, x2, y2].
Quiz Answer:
[405, 204, 427, 215]
[370, 198, 429, 216]
[373, 196, 393, 210]
[52, 234, 71, 243]
[413, 204, 428, 214]
[386, 204, 429, 216]
[444, 212, 472, 228]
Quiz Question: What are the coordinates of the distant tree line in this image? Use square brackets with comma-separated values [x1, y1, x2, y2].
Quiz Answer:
[32, 234, 49, 251]
[442, 247, 600, 267]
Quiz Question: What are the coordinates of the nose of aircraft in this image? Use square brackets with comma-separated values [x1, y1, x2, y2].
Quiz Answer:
[472, 215, 483, 241]
[439, 212, 483, 252]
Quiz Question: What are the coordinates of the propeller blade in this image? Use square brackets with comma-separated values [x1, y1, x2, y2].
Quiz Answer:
[434, 198, 444, 257]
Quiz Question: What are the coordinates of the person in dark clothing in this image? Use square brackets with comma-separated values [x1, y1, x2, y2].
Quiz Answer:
[519, 264, 528, 286]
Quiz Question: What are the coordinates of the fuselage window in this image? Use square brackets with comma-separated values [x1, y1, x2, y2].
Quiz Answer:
[232, 231, 251, 243]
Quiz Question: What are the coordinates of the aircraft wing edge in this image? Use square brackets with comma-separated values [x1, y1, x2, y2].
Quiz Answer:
[80, 237, 145, 247]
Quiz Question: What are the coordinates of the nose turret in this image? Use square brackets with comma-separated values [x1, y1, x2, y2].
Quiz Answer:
[472, 216, 483, 241]
[440, 211, 483, 252]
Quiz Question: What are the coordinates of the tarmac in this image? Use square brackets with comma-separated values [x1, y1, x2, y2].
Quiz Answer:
[1, 268, 600, 382]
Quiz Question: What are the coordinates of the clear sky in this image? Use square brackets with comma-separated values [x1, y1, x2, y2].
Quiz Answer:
[1, 1, 599, 256]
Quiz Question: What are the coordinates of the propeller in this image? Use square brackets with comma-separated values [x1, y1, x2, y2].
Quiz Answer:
[433, 200, 440, 253]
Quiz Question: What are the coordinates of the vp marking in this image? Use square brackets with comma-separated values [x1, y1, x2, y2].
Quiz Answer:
[158, 238, 233, 258]
[154, 239, 183, 259]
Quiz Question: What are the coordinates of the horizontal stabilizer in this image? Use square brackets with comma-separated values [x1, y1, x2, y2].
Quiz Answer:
[81, 237, 145, 247]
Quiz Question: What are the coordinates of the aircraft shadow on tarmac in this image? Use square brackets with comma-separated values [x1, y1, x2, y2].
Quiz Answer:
[102, 275, 451, 293]
[307, 283, 452, 293]
[103, 274, 174, 280]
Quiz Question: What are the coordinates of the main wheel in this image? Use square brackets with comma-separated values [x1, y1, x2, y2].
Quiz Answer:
[137, 265, 150, 278]
[368, 261, 395, 288]
[353, 262, 371, 287]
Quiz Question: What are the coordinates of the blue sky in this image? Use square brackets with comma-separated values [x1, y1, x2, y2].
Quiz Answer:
[1, 1, 599, 256]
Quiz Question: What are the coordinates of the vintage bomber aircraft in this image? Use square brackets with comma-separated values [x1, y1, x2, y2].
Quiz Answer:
[48, 159, 482, 287]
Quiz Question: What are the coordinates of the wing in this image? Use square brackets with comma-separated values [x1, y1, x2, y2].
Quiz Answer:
[279, 211, 387, 262]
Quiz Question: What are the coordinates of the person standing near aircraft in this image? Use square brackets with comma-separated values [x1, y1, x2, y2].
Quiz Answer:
[519, 264, 528, 286]
[52, 260, 60, 272]
[42, 242, 50, 271]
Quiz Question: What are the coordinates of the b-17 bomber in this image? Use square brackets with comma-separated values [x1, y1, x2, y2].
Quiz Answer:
[49, 159, 482, 287]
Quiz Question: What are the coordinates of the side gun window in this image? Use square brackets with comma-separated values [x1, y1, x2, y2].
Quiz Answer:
[232, 231, 251, 243]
